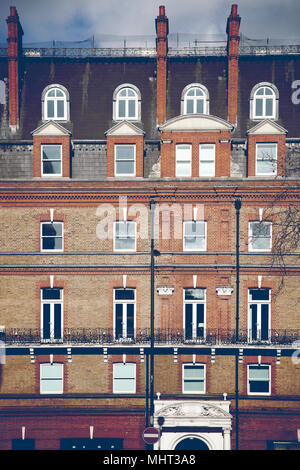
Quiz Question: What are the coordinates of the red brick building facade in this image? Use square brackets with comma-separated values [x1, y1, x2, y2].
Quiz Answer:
[0, 5, 300, 451]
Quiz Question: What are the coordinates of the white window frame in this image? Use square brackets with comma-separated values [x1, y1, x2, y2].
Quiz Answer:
[40, 363, 63, 394]
[183, 288, 206, 341]
[113, 363, 136, 394]
[40, 288, 63, 343]
[248, 288, 271, 343]
[181, 83, 209, 115]
[40, 221, 64, 252]
[114, 144, 136, 177]
[113, 84, 141, 121]
[41, 144, 62, 177]
[113, 288, 136, 340]
[42, 84, 69, 121]
[183, 221, 207, 252]
[256, 143, 277, 176]
[248, 221, 272, 252]
[247, 364, 271, 396]
[176, 144, 192, 177]
[199, 143, 215, 177]
[182, 363, 206, 394]
[113, 221, 137, 252]
[250, 82, 279, 121]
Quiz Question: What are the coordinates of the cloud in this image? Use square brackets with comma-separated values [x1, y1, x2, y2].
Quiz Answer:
[0, 0, 299, 44]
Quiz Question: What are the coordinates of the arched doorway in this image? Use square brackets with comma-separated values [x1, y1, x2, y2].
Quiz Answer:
[174, 437, 209, 450]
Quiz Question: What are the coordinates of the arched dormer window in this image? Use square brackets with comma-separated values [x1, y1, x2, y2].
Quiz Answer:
[250, 83, 279, 120]
[181, 84, 209, 115]
[113, 84, 141, 121]
[42, 84, 70, 121]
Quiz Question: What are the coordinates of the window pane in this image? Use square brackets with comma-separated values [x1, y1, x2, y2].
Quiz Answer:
[249, 380, 269, 393]
[42, 223, 62, 237]
[184, 236, 205, 250]
[249, 289, 270, 301]
[41, 363, 63, 379]
[255, 99, 263, 116]
[249, 366, 269, 380]
[114, 363, 135, 378]
[118, 100, 126, 117]
[264, 87, 273, 96]
[196, 99, 204, 113]
[116, 145, 135, 160]
[265, 99, 273, 116]
[176, 145, 191, 161]
[186, 100, 194, 114]
[47, 100, 54, 117]
[184, 365, 204, 379]
[257, 159, 275, 175]
[127, 89, 135, 97]
[43, 161, 62, 175]
[185, 288, 205, 300]
[41, 379, 63, 393]
[257, 144, 276, 159]
[115, 289, 135, 300]
[43, 304, 50, 339]
[57, 100, 65, 118]
[185, 304, 193, 338]
[47, 90, 55, 97]
[56, 89, 64, 97]
[199, 161, 214, 176]
[116, 161, 135, 175]
[42, 237, 62, 250]
[114, 379, 135, 392]
[42, 146, 61, 160]
[115, 237, 135, 250]
[42, 288, 62, 300]
[185, 222, 205, 236]
[128, 100, 136, 118]
[176, 162, 191, 177]
[184, 381, 204, 392]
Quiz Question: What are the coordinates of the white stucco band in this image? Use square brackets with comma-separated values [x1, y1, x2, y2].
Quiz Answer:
[153, 400, 232, 450]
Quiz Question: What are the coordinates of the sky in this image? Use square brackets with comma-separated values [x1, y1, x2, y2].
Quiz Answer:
[0, 0, 300, 45]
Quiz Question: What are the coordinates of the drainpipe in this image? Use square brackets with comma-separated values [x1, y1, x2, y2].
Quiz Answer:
[150, 198, 156, 426]
[234, 196, 241, 450]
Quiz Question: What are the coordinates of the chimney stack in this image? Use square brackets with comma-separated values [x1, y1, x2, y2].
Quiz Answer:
[226, 4, 241, 125]
[155, 5, 169, 125]
[6, 6, 23, 132]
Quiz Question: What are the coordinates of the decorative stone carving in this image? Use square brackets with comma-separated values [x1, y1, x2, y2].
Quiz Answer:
[216, 286, 234, 296]
[157, 286, 174, 295]
[156, 402, 231, 418]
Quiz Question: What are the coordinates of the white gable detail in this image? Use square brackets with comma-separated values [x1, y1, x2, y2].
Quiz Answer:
[31, 121, 71, 136]
[159, 114, 234, 133]
[247, 119, 287, 135]
[106, 120, 145, 136]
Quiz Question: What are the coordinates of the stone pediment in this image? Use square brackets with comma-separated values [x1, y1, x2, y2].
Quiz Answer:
[31, 120, 71, 136]
[156, 402, 231, 419]
[247, 119, 288, 135]
[159, 114, 234, 133]
[105, 120, 145, 136]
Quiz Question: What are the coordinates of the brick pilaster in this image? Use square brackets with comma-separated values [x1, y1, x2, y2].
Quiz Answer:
[226, 4, 241, 126]
[155, 5, 168, 126]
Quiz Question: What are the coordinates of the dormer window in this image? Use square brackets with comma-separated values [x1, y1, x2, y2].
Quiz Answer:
[250, 83, 279, 120]
[42, 84, 69, 121]
[181, 84, 209, 115]
[113, 84, 141, 121]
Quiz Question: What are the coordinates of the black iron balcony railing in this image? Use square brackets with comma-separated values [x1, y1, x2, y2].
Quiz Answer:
[1, 328, 299, 346]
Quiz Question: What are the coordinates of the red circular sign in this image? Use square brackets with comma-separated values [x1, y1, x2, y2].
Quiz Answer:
[142, 427, 160, 444]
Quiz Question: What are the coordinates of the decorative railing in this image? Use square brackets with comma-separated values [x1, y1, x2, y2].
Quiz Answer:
[1, 328, 299, 346]
[0, 43, 300, 58]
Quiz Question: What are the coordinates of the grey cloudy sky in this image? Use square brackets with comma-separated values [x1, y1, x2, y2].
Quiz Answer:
[0, 0, 299, 44]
